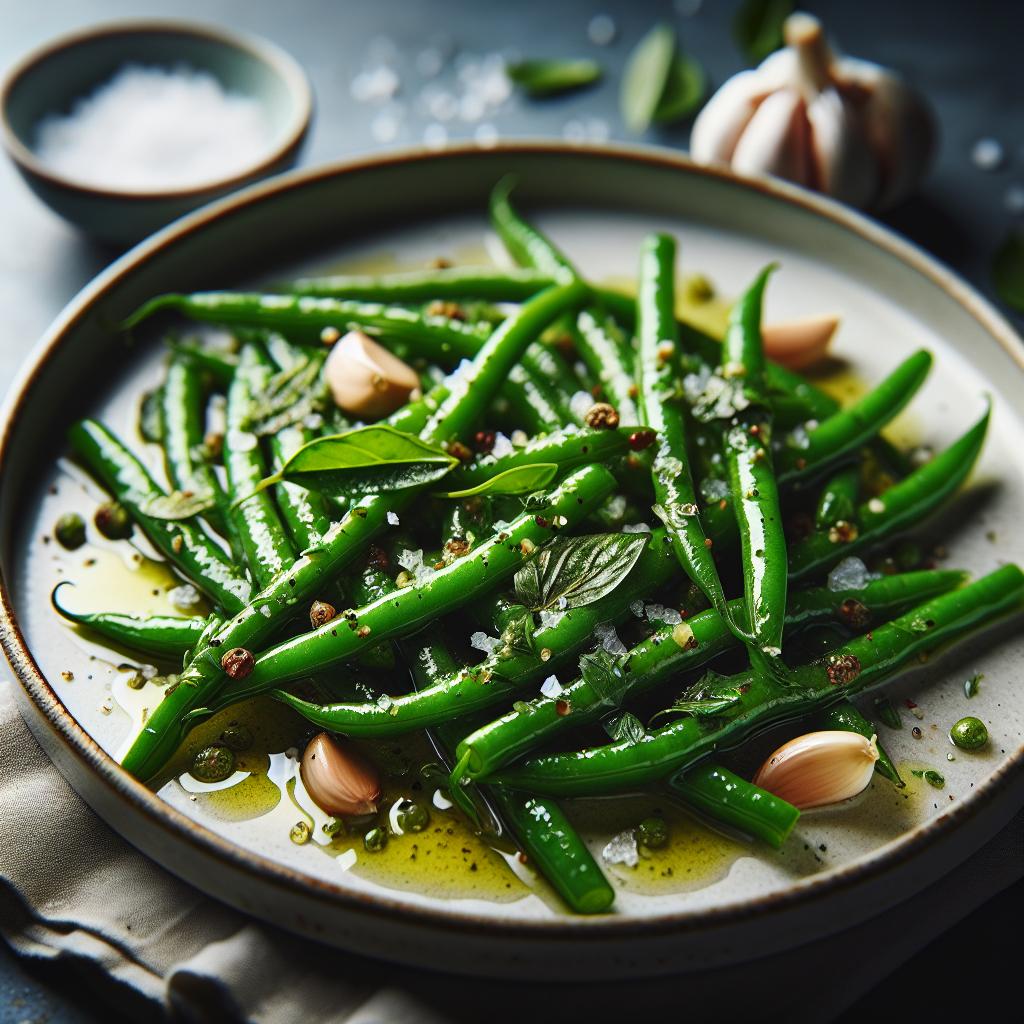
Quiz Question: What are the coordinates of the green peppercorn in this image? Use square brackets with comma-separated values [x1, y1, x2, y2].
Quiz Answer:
[190, 745, 235, 783]
[637, 816, 669, 850]
[94, 501, 132, 540]
[290, 821, 311, 845]
[322, 818, 345, 838]
[125, 671, 146, 690]
[54, 512, 86, 550]
[364, 826, 388, 852]
[397, 800, 430, 833]
[219, 724, 253, 752]
[950, 716, 989, 751]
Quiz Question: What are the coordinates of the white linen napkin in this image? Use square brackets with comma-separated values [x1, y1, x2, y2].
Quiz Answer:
[1, 676, 1020, 1023]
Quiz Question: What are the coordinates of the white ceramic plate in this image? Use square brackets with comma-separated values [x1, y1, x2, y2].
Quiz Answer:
[2, 143, 1022, 978]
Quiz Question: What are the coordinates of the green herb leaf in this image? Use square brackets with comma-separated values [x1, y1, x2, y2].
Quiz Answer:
[650, 671, 743, 725]
[141, 489, 216, 520]
[499, 605, 537, 659]
[993, 231, 1024, 312]
[733, 0, 795, 65]
[603, 710, 646, 746]
[513, 533, 648, 612]
[579, 647, 630, 708]
[438, 463, 559, 499]
[964, 672, 983, 699]
[512, 700, 535, 716]
[911, 768, 946, 789]
[246, 353, 329, 437]
[874, 697, 902, 730]
[506, 58, 602, 97]
[261, 425, 459, 496]
[620, 23, 676, 134]
[652, 53, 706, 123]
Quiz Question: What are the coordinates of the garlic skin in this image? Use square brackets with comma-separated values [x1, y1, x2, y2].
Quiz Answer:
[323, 330, 420, 420]
[762, 313, 839, 369]
[753, 730, 878, 809]
[691, 12, 934, 210]
[300, 732, 381, 817]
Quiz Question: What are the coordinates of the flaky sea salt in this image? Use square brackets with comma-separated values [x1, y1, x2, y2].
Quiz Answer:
[540, 675, 563, 699]
[602, 829, 639, 867]
[35, 64, 273, 191]
[594, 622, 628, 656]
[828, 557, 871, 592]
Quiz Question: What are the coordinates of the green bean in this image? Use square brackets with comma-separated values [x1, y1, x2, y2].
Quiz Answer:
[575, 309, 640, 423]
[51, 582, 206, 659]
[168, 340, 237, 386]
[789, 407, 990, 580]
[666, 765, 800, 848]
[68, 420, 251, 614]
[721, 267, 787, 657]
[407, 637, 614, 914]
[272, 528, 679, 735]
[287, 265, 556, 302]
[224, 345, 297, 589]
[636, 233, 737, 638]
[459, 570, 964, 779]
[494, 565, 1024, 796]
[822, 700, 903, 787]
[121, 282, 587, 782]
[815, 464, 861, 529]
[776, 350, 932, 485]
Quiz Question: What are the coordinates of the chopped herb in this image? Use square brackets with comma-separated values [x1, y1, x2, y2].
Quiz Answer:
[603, 710, 646, 745]
[438, 462, 559, 499]
[506, 58, 602, 97]
[911, 768, 945, 789]
[579, 647, 629, 708]
[964, 672, 983, 699]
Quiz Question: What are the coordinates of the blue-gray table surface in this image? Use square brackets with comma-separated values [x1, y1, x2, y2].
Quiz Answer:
[1, 0, 1021, 1020]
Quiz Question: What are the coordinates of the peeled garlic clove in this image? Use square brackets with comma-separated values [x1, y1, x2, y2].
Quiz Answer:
[323, 330, 420, 420]
[690, 69, 765, 165]
[762, 313, 840, 369]
[731, 88, 812, 186]
[753, 730, 878, 810]
[300, 731, 381, 817]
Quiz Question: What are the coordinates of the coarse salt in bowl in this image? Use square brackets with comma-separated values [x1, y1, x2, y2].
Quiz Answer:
[0, 20, 312, 245]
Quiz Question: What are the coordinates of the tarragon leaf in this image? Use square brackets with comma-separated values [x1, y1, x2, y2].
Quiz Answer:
[141, 489, 216, 520]
[603, 710, 646, 746]
[513, 533, 648, 612]
[254, 425, 458, 496]
[437, 463, 559, 499]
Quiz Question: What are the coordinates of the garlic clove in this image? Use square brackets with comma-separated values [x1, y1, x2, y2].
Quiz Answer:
[323, 330, 420, 420]
[731, 88, 812, 187]
[762, 313, 840, 369]
[806, 88, 879, 208]
[753, 730, 878, 810]
[300, 731, 381, 817]
[690, 69, 766, 165]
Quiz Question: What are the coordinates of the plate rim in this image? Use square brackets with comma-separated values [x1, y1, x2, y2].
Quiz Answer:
[2, 139, 1023, 941]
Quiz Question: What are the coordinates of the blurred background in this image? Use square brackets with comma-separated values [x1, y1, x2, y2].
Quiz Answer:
[1, 1, 1021, 1020]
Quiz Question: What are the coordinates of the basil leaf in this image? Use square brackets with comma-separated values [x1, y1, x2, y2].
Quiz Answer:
[653, 53, 706, 123]
[438, 463, 559, 499]
[992, 229, 1024, 313]
[579, 647, 629, 708]
[141, 490, 216, 520]
[507, 58, 602, 97]
[620, 23, 676, 134]
[733, 0, 795, 65]
[246, 353, 329, 437]
[513, 533, 648, 612]
[262, 425, 458, 496]
[603, 710, 646, 746]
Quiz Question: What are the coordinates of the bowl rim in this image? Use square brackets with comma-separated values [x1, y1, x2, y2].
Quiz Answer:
[1, 140, 1022, 943]
[0, 17, 313, 202]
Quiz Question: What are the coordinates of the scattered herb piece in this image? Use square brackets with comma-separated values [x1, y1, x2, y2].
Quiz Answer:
[579, 648, 630, 709]
[141, 489, 216, 521]
[652, 52, 706, 123]
[603, 710, 646, 745]
[620, 23, 676, 133]
[964, 672, 983, 699]
[733, 0, 796, 65]
[911, 768, 945, 789]
[439, 462, 559, 499]
[992, 229, 1024, 313]
[513, 532, 648, 612]
[506, 58, 602, 97]
[246, 353, 328, 436]
[650, 672, 742, 725]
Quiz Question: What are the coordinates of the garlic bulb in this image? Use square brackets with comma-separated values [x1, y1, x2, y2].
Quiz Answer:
[691, 12, 934, 209]
[300, 732, 381, 817]
[323, 330, 420, 420]
[753, 730, 878, 809]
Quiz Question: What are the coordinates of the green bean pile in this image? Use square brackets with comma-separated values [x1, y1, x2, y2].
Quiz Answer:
[57, 181, 1023, 915]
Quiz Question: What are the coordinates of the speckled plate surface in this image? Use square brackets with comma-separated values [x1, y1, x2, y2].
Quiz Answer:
[1, 143, 1022, 978]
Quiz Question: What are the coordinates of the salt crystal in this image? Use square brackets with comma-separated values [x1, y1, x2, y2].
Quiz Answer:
[397, 548, 433, 582]
[539, 609, 566, 630]
[229, 430, 257, 452]
[700, 477, 730, 502]
[540, 675, 563, 699]
[470, 631, 501, 654]
[644, 603, 682, 626]
[602, 829, 639, 867]
[971, 137, 1004, 171]
[587, 14, 617, 46]
[34, 64, 273, 191]
[491, 432, 515, 458]
[827, 556, 871, 592]
[629, 600, 645, 617]
[168, 583, 201, 611]
[622, 523, 651, 534]
[595, 622, 628, 656]
[386, 511, 400, 526]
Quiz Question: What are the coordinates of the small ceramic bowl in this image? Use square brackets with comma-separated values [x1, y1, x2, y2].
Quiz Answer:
[0, 20, 313, 247]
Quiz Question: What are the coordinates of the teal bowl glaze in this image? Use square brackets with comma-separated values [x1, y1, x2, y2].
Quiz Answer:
[0, 20, 312, 247]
